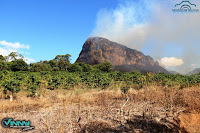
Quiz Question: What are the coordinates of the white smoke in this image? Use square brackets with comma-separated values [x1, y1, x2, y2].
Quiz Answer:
[91, 0, 153, 50]
[91, 0, 200, 74]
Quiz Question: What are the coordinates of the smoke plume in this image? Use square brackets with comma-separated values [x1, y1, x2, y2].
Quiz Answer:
[91, 0, 200, 74]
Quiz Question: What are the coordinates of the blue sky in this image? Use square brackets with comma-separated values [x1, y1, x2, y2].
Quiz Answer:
[0, 0, 200, 74]
[0, 0, 119, 63]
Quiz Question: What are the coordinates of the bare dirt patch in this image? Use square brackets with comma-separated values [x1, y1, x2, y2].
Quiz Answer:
[179, 113, 200, 133]
[0, 87, 199, 133]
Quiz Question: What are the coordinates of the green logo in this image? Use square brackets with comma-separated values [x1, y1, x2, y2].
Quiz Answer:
[1, 118, 35, 131]
[172, 1, 199, 13]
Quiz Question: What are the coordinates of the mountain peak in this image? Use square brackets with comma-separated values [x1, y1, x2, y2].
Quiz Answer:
[76, 37, 170, 74]
[186, 68, 200, 75]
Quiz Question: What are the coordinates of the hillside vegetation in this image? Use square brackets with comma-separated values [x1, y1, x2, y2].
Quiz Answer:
[1, 52, 200, 97]
[1, 66, 200, 99]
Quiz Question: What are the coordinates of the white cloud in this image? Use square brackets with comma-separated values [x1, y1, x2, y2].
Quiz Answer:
[0, 40, 29, 49]
[0, 47, 16, 56]
[23, 57, 35, 64]
[0, 40, 34, 64]
[158, 57, 184, 68]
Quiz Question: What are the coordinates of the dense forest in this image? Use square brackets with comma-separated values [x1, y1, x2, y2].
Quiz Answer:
[0, 52, 200, 97]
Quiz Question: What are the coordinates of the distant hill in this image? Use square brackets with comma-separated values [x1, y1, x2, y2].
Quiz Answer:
[186, 68, 200, 76]
[169, 70, 180, 75]
[76, 37, 170, 74]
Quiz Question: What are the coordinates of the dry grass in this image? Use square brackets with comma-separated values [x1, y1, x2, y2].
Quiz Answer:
[0, 86, 200, 132]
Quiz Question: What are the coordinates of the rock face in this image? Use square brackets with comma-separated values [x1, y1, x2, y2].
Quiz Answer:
[76, 37, 170, 74]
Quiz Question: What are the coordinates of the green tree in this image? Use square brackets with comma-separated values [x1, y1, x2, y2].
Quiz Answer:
[29, 62, 51, 72]
[7, 52, 18, 61]
[67, 63, 82, 72]
[93, 61, 113, 72]
[0, 60, 5, 71]
[11, 59, 28, 71]
[54, 54, 71, 70]
[0, 55, 5, 61]
[78, 62, 92, 72]
[49, 60, 58, 69]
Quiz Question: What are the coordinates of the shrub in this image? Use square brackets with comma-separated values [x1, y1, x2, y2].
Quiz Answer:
[67, 63, 82, 72]
[78, 62, 92, 72]
[93, 61, 113, 73]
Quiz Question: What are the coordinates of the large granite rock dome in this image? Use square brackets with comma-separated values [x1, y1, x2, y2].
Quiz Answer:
[76, 37, 170, 74]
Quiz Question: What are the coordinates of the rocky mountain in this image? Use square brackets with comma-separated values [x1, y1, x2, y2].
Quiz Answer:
[186, 68, 200, 76]
[76, 37, 170, 74]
